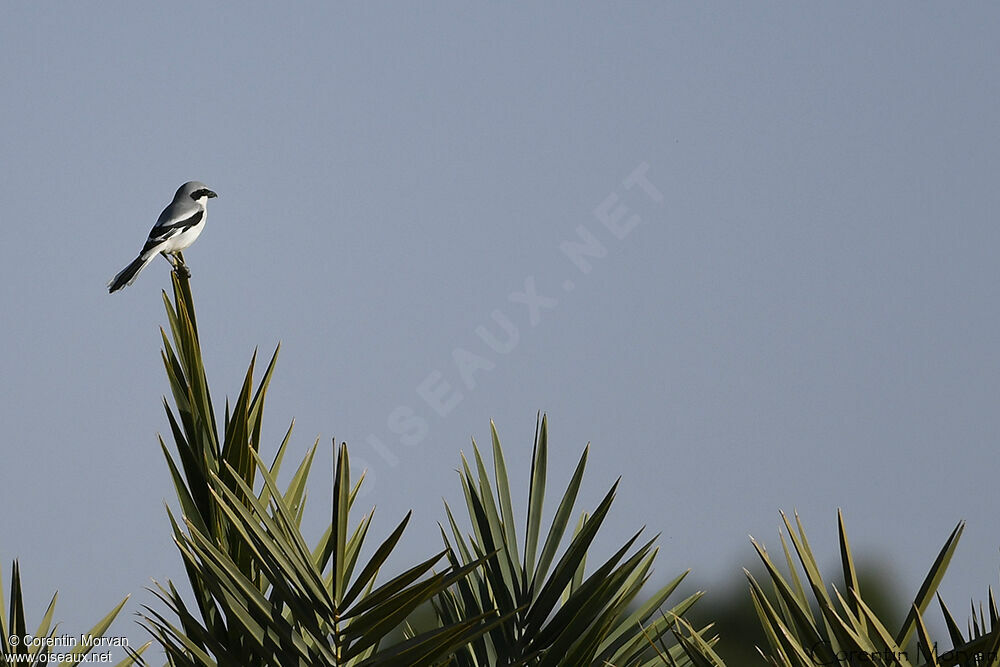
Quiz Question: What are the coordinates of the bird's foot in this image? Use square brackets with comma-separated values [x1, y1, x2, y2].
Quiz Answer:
[174, 262, 191, 278]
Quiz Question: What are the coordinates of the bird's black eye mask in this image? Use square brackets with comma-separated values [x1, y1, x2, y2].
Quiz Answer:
[189, 189, 218, 200]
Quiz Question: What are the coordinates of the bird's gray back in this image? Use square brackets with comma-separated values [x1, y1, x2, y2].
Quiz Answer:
[155, 194, 202, 229]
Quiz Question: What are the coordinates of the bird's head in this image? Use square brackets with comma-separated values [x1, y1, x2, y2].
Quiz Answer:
[176, 181, 218, 202]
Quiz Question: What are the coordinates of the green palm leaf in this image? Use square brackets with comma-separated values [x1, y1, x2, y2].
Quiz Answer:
[144, 271, 495, 665]
[0, 561, 140, 667]
[743, 511, 997, 667]
[433, 416, 705, 665]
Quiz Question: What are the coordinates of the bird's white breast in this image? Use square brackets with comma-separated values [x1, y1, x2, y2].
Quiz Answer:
[160, 202, 207, 253]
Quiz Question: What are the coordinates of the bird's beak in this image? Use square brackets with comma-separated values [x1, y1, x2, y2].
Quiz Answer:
[207, 190, 218, 198]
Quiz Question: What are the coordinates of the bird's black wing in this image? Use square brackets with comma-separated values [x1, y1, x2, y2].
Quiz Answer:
[140, 209, 203, 255]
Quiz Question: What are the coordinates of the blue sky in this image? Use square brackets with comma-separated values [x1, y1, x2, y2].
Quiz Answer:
[2, 3, 999, 656]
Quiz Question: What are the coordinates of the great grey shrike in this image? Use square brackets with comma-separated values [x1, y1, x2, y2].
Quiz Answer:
[108, 181, 217, 293]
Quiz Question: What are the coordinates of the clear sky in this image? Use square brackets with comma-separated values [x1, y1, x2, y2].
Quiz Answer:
[2, 2, 998, 656]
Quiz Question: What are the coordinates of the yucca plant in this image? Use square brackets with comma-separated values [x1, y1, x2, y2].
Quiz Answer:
[143, 443, 501, 666]
[0, 560, 146, 667]
[141, 267, 500, 666]
[745, 510, 1000, 667]
[643, 615, 727, 667]
[933, 589, 1000, 667]
[146, 265, 290, 665]
[430, 416, 712, 666]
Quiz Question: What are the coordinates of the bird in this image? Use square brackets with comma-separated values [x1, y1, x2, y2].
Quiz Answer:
[108, 181, 218, 293]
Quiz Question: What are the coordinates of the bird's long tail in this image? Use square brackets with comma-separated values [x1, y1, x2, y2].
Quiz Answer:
[107, 253, 158, 293]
